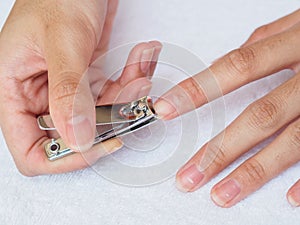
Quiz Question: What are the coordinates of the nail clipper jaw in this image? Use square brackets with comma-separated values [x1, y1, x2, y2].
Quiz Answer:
[120, 96, 156, 120]
[38, 96, 158, 161]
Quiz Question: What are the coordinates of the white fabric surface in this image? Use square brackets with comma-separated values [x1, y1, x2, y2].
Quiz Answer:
[0, 1, 299, 225]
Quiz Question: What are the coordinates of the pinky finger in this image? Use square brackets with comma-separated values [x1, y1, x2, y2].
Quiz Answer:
[287, 179, 300, 207]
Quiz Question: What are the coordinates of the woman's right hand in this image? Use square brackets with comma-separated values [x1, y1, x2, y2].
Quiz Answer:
[0, 0, 162, 176]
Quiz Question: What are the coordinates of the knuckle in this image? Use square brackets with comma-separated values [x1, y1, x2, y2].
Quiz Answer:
[240, 159, 266, 184]
[224, 47, 257, 81]
[288, 121, 300, 148]
[246, 98, 280, 130]
[251, 25, 269, 40]
[179, 78, 206, 105]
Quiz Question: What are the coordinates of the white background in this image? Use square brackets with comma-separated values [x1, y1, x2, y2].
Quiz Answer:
[0, 1, 299, 225]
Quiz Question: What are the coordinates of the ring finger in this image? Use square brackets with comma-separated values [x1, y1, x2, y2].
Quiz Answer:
[176, 73, 300, 205]
[211, 115, 300, 207]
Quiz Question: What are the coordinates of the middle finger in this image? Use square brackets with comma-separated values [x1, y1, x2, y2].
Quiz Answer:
[155, 25, 300, 120]
[176, 73, 300, 192]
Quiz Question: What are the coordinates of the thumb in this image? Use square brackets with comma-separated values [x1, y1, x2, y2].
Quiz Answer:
[45, 24, 98, 152]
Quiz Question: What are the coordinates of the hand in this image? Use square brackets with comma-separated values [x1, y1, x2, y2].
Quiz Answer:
[0, 0, 162, 176]
[155, 9, 300, 207]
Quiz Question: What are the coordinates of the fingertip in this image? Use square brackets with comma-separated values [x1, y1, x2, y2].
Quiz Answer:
[148, 41, 163, 60]
[287, 194, 300, 207]
[210, 191, 228, 208]
[83, 138, 124, 164]
[104, 138, 124, 153]
[175, 164, 205, 193]
[175, 166, 188, 192]
[154, 98, 177, 120]
[140, 47, 155, 73]
[148, 40, 162, 48]
[175, 179, 189, 193]
[66, 114, 95, 152]
[210, 179, 241, 208]
[93, 138, 124, 156]
[287, 180, 300, 207]
[139, 40, 162, 74]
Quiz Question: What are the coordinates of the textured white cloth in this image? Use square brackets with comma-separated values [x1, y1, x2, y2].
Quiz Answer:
[0, 1, 299, 225]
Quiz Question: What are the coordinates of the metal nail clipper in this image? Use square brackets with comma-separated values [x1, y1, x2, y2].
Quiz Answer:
[37, 96, 158, 161]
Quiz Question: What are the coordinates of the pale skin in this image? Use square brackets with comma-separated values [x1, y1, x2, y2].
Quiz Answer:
[0, 0, 299, 208]
[155, 9, 300, 207]
[0, 0, 162, 175]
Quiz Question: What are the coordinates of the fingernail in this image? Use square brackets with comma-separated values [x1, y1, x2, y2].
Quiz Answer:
[176, 164, 204, 192]
[138, 84, 152, 98]
[287, 184, 300, 207]
[140, 48, 155, 73]
[151, 45, 162, 62]
[109, 139, 124, 153]
[288, 195, 300, 207]
[154, 99, 176, 119]
[67, 115, 94, 152]
[83, 139, 123, 164]
[211, 179, 241, 207]
[96, 139, 124, 158]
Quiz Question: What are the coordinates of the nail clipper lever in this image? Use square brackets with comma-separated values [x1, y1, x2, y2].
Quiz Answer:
[37, 96, 158, 161]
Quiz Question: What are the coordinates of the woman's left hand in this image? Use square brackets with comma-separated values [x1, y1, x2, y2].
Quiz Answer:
[155, 9, 300, 207]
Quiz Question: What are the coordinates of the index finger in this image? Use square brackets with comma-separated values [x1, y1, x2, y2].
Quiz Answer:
[154, 26, 300, 120]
